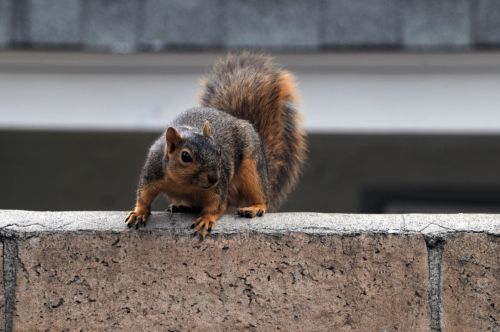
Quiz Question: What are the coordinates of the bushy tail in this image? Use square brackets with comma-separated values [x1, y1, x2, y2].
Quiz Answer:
[200, 52, 306, 210]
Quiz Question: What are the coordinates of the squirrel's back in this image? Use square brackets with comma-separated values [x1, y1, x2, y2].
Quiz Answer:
[200, 53, 306, 210]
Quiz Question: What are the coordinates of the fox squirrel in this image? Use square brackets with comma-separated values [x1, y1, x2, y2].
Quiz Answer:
[125, 53, 306, 238]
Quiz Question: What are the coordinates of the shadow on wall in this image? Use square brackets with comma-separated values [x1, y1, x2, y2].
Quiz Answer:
[2, 130, 500, 213]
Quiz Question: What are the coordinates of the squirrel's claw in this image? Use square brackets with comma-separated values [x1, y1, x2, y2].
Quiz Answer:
[192, 216, 216, 240]
[125, 212, 136, 228]
[125, 210, 149, 229]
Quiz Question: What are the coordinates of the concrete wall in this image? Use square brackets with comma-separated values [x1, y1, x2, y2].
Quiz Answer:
[0, 210, 498, 331]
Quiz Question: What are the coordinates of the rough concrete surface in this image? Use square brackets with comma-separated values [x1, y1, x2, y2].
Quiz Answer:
[13, 232, 429, 331]
[441, 233, 500, 332]
[0, 242, 4, 329]
[0, 210, 499, 235]
[0, 211, 499, 331]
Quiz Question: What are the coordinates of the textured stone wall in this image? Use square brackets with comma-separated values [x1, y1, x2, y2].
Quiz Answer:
[0, 211, 499, 331]
[1, 0, 500, 52]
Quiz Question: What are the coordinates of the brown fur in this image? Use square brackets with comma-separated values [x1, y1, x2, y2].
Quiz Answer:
[192, 196, 226, 238]
[127, 53, 306, 236]
[278, 71, 300, 104]
[230, 153, 267, 217]
[164, 131, 218, 190]
[126, 179, 165, 227]
[163, 172, 226, 239]
[201, 52, 307, 210]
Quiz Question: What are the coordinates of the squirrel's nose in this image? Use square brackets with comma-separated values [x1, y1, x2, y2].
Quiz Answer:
[207, 174, 218, 184]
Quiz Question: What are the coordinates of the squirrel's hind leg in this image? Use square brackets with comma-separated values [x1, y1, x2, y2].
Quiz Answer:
[232, 154, 268, 218]
[237, 204, 267, 218]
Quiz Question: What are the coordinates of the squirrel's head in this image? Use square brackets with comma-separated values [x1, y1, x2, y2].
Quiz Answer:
[164, 121, 222, 189]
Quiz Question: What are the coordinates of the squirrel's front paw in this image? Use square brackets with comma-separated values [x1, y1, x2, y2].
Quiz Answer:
[125, 208, 151, 229]
[191, 215, 216, 240]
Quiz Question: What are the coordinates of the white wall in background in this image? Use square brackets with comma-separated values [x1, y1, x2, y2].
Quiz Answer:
[0, 72, 200, 131]
[1, 52, 500, 133]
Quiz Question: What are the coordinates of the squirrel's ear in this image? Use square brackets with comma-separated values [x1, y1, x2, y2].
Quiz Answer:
[166, 127, 182, 153]
[202, 121, 212, 137]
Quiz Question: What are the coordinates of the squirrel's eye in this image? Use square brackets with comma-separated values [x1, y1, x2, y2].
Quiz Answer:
[218, 149, 222, 157]
[181, 151, 192, 163]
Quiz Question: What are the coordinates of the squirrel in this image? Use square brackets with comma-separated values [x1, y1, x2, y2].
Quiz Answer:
[125, 52, 306, 238]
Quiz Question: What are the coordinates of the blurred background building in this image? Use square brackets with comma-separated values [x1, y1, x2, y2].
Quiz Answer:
[2, 0, 500, 213]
